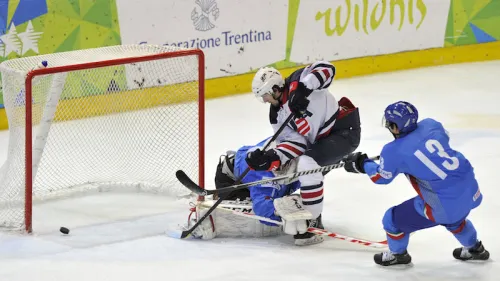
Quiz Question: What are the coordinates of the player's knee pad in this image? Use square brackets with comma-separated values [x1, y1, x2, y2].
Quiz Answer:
[297, 156, 323, 186]
[382, 207, 400, 234]
[444, 219, 467, 234]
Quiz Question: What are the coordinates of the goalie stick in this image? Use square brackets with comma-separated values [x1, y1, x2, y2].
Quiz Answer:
[177, 155, 381, 196]
[178, 113, 296, 239]
[201, 201, 388, 248]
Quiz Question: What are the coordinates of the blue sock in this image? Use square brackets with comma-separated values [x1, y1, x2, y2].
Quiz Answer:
[445, 219, 478, 248]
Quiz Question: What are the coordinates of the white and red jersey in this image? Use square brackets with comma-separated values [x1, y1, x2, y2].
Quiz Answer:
[269, 61, 340, 165]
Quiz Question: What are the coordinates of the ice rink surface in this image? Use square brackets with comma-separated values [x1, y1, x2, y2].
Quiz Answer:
[0, 60, 499, 281]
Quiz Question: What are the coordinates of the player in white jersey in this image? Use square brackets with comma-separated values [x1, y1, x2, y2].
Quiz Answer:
[244, 61, 361, 242]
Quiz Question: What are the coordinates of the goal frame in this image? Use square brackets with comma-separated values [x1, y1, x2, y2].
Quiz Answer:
[23, 49, 205, 233]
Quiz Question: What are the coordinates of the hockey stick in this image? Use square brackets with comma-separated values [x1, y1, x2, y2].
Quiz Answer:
[177, 155, 381, 196]
[177, 113, 296, 239]
[203, 201, 388, 248]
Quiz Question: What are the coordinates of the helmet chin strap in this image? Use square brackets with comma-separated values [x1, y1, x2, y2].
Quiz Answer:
[272, 91, 281, 101]
[271, 85, 284, 105]
[386, 122, 401, 139]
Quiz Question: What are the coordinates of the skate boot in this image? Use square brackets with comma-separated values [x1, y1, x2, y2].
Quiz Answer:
[453, 241, 490, 261]
[374, 250, 412, 266]
[294, 214, 324, 246]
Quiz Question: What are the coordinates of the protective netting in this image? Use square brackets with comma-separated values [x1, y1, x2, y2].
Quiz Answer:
[0, 45, 203, 231]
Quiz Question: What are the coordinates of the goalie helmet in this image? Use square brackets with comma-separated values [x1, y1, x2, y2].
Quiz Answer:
[215, 150, 236, 188]
[383, 101, 419, 135]
[214, 151, 250, 201]
[251, 67, 285, 102]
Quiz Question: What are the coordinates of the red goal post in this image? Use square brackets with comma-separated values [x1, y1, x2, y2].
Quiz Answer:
[0, 45, 205, 233]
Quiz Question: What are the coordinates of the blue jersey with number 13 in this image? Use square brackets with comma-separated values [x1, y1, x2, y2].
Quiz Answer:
[363, 118, 482, 224]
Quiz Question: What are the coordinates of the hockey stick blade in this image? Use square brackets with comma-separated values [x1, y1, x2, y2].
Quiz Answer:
[175, 170, 207, 196]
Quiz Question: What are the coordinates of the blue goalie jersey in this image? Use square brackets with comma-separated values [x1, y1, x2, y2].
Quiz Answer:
[233, 139, 301, 226]
[363, 118, 482, 224]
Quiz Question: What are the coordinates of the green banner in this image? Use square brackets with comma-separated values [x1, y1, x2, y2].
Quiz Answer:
[0, 0, 121, 104]
[445, 0, 500, 46]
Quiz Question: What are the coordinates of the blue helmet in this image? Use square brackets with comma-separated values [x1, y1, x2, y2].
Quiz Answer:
[383, 101, 418, 134]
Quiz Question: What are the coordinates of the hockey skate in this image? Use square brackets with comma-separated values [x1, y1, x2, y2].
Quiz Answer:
[374, 250, 412, 266]
[453, 241, 490, 261]
[294, 214, 325, 246]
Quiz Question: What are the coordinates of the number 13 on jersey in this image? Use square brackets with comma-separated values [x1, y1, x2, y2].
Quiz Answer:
[414, 139, 459, 180]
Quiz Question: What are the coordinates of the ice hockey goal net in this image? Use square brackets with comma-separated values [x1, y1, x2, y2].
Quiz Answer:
[0, 44, 205, 233]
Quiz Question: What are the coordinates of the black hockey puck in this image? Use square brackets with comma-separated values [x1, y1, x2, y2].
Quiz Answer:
[60, 227, 70, 235]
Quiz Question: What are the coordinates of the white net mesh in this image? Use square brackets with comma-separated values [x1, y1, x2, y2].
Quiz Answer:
[0, 44, 203, 231]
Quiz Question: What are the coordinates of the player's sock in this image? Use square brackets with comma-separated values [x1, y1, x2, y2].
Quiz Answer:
[446, 219, 478, 247]
[453, 241, 490, 261]
[294, 214, 324, 246]
[374, 250, 412, 266]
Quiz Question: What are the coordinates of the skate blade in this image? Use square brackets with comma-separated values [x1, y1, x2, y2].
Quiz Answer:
[378, 262, 413, 269]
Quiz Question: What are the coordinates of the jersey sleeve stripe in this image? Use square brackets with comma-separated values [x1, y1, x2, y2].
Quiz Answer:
[277, 143, 305, 156]
[276, 149, 295, 160]
[312, 71, 325, 86]
[286, 140, 307, 150]
[313, 62, 336, 70]
[321, 68, 331, 80]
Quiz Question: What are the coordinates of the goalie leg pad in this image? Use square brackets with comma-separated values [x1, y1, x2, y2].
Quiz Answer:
[187, 206, 216, 240]
[201, 199, 283, 238]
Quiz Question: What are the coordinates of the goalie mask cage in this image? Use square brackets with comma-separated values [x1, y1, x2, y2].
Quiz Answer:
[0, 45, 205, 233]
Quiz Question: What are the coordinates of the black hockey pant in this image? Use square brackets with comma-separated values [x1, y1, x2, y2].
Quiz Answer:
[305, 109, 361, 175]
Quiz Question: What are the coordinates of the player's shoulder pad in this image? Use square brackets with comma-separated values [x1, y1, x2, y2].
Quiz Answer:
[286, 67, 305, 84]
[419, 118, 447, 133]
[380, 141, 403, 162]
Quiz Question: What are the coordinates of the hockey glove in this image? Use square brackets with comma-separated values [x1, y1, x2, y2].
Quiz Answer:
[343, 152, 368, 174]
[245, 149, 281, 171]
[288, 82, 312, 118]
